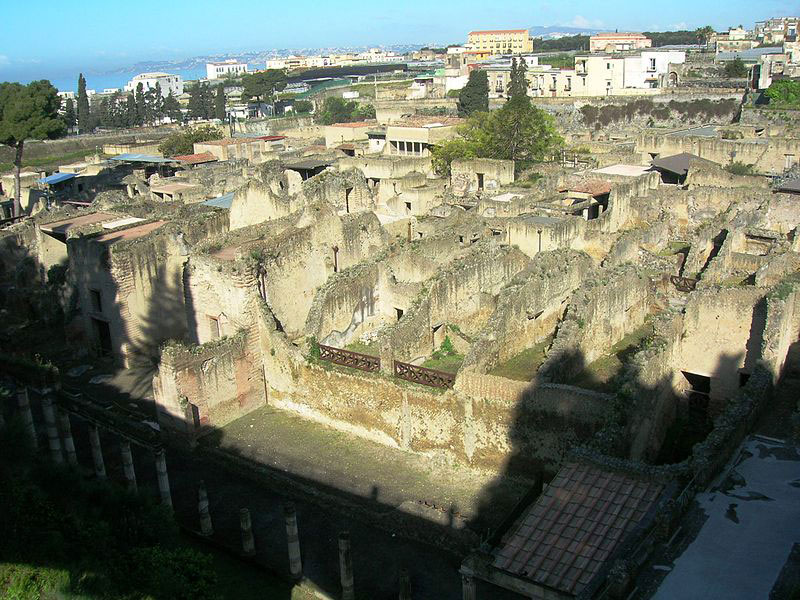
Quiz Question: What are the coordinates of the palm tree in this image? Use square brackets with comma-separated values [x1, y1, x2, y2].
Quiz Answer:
[695, 26, 715, 50]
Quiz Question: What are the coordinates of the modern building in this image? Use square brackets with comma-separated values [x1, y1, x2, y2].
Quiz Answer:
[384, 117, 463, 157]
[589, 32, 652, 53]
[755, 17, 799, 44]
[206, 60, 249, 80]
[124, 72, 184, 97]
[713, 28, 759, 54]
[466, 29, 534, 58]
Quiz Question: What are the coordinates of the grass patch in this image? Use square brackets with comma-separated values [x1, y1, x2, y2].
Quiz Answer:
[344, 340, 379, 356]
[489, 335, 553, 382]
[0, 149, 108, 174]
[656, 241, 690, 257]
[422, 353, 464, 373]
[569, 323, 654, 393]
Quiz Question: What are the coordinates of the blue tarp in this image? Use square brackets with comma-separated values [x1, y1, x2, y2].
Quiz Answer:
[109, 153, 177, 163]
[37, 172, 77, 185]
[202, 193, 234, 209]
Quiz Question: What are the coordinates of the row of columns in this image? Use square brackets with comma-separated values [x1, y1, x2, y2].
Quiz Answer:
[9, 385, 418, 599]
[12, 385, 172, 510]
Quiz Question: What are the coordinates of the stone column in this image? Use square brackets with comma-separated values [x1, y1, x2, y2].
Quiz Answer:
[40, 395, 63, 464]
[88, 425, 106, 479]
[155, 449, 172, 510]
[338, 531, 354, 600]
[462, 574, 476, 600]
[240, 508, 256, 556]
[120, 440, 137, 493]
[57, 409, 78, 466]
[284, 502, 302, 580]
[17, 386, 37, 449]
[198, 480, 213, 536]
[399, 569, 411, 600]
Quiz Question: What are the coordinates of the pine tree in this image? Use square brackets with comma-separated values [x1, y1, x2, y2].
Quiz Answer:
[457, 70, 489, 117]
[214, 85, 226, 120]
[77, 73, 92, 133]
[63, 98, 76, 130]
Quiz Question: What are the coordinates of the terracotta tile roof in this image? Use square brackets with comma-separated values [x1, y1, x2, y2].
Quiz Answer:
[559, 179, 613, 197]
[391, 116, 465, 128]
[172, 152, 217, 164]
[256, 135, 288, 141]
[492, 461, 664, 596]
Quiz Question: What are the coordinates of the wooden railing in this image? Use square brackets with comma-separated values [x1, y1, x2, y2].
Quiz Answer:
[394, 360, 455, 389]
[670, 275, 698, 292]
[318, 344, 380, 372]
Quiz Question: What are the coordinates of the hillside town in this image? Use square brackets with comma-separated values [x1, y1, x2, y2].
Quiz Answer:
[1, 11, 800, 600]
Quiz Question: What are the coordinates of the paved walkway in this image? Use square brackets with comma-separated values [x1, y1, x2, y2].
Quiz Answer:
[654, 436, 800, 600]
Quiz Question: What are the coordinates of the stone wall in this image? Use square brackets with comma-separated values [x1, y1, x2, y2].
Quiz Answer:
[636, 131, 800, 175]
[675, 287, 767, 413]
[375, 242, 530, 364]
[451, 159, 515, 196]
[538, 264, 652, 382]
[460, 250, 594, 375]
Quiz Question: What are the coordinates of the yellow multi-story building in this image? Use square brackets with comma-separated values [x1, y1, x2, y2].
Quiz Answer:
[466, 29, 534, 58]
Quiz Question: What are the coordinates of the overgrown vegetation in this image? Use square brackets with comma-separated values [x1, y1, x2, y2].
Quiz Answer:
[315, 97, 375, 125]
[725, 161, 756, 176]
[579, 98, 738, 128]
[765, 79, 800, 109]
[157, 124, 223, 157]
[723, 58, 748, 78]
[457, 70, 488, 117]
[422, 336, 464, 373]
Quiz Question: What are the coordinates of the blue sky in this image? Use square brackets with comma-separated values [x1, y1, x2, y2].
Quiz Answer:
[0, 0, 795, 83]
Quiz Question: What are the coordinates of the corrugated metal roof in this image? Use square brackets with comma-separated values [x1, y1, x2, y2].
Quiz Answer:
[38, 172, 76, 185]
[109, 153, 176, 163]
[202, 192, 234, 209]
[716, 46, 783, 61]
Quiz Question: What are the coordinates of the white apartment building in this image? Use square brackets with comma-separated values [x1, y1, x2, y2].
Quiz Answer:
[206, 60, 248, 80]
[124, 72, 184, 97]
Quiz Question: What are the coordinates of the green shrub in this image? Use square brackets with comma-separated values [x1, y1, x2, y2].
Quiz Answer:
[725, 161, 755, 176]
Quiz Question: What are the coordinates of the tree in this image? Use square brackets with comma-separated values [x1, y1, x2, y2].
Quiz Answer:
[188, 82, 214, 120]
[125, 94, 137, 127]
[214, 85, 226, 120]
[724, 58, 748, 78]
[0, 81, 66, 215]
[63, 98, 76, 130]
[241, 70, 287, 104]
[157, 124, 222, 157]
[765, 79, 800, 108]
[163, 91, 183, 123]
[135, 82, 147, 126]
[315, 96, 374, 124]
[76, 73, 91, 133]
[508, 57, 529, 101]
[457, 70, 488, 117]
[432, 98, 562, 175]
[695, 26, 715, 48]
[293, 99, 313, 114]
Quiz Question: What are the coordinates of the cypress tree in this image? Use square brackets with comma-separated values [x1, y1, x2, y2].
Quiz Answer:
[214, 85, 226, 120]
[63, 98, 76, 130]
[457, 70, 489, 117]
[135, 83, 146, 126]
[76, 73, 91, 133]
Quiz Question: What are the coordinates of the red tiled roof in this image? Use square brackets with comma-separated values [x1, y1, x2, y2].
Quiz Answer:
[493, 461, 664, 596]
[172, 152, 217, 165]
[94, 221, 166, 244]
[469, 29, 528, 35]
[256, 135, 287, 141]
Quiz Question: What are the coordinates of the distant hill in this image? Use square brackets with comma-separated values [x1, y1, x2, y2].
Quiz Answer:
[528, 25, 610, 39]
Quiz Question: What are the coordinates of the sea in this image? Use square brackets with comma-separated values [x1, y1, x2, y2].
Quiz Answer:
[50, 67, 210, 94]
